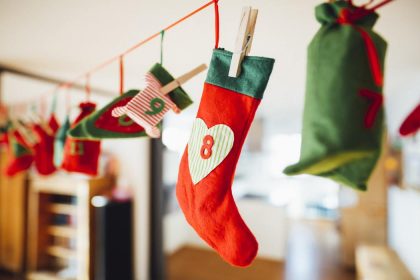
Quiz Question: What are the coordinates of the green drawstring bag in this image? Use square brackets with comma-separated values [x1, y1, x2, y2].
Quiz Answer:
[284, 1, 387, 191]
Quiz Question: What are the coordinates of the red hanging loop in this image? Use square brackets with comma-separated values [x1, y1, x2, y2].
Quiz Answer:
[119, 55, 124, 96]
[213, 0, 220, 49]
[85, 74, 91, 101]
[337, 9, 383, 87]
[369, 0, 395, 11]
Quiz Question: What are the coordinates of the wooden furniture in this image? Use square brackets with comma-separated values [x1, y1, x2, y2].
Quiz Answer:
[27, 175, 113, 280]
[0, 149, 29, 273]
[339, 141, 388, 267]
[356, 245, 414, 280]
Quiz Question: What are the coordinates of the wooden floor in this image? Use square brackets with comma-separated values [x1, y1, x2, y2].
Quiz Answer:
[284, 220, 355, 280]
[0, 220, 356, 280]
[167, 247, 283, 280]
[167, 220, 356, 280]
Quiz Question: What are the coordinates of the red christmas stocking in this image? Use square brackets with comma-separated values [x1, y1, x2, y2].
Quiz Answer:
[400, 103, 420, 137]
[176, 49, 274, 267]
[5, 130, 34, 176]
[61, 102, 101, 176]
[48, 113, 60, 132]
[33, 114, 60, 175]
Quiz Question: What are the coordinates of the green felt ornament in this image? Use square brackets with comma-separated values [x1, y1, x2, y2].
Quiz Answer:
[283, 1, 387, 191]
[69, 63, 192, 140]
[54, 116, 71, 167]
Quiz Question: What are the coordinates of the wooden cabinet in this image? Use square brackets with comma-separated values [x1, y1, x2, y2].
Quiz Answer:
[0, 150, 28, 273]
[27, 175, 113, 280]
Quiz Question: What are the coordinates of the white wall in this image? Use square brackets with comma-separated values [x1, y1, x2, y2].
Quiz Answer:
[388, 187, 420, 279]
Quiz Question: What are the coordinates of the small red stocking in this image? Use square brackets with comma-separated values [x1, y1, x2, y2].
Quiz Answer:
[176, 49, 274, 266]
[5, 130, 34, 176]
[33, 114, 60, 175]
[48, 113, 60, 132]
[400, 103, 420, 137]
[61, 102, 101, 176]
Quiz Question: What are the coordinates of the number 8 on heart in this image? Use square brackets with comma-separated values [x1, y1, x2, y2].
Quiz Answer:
[200, 135, 214, 159]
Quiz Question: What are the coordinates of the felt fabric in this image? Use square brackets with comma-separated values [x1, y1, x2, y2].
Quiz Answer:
[32, 114, 60, 176]
[206, 49, 275, 99]
[61, 138, 101, 176]
[399, 103, 420, 137]
[48, 114, 60, 132]
[68, 63, 193, 140]
[73, 102, 96, 124]
[0, 133, 7, 145]
[149, 63, 193, 110]
[14, 122, 38, 148]
[61, 102, 101, 176]
[283, 1, 387, 191]
[176, 49, 274, 267]
[111, 72, 179, 138]
[5, 130, 34, 176]
[0, 121, 10, 145]
[69, 90, 147, 139]
[54, 116, 71, 167]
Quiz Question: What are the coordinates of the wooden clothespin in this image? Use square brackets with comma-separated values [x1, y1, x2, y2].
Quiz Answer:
[160, 64, 207, 95]
[228, 7, 258, 78]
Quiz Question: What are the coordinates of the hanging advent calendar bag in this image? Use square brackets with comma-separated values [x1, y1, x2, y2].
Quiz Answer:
[176, 49, 274, 267]
[68, 63, 193, 139]
[61, 102, 101, 176]
[284, 1, 387, 191]
[32, 114, 60, 175]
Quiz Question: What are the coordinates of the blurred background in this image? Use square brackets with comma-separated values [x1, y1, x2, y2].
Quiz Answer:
[0, 0, 419, 279]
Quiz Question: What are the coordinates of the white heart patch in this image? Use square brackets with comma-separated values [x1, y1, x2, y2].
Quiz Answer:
[187, 118, 234, 185]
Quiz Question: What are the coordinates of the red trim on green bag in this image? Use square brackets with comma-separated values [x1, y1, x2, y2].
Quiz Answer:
[337, 9, 383, 87]
[355, 26, 383, 87]
[359, 89, 383, 128]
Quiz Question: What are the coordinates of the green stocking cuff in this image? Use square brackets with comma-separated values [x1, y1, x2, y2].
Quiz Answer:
[205, 49, 275, 100]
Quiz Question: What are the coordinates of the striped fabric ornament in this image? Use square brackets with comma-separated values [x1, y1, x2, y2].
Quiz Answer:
[112, 73, 179, 138]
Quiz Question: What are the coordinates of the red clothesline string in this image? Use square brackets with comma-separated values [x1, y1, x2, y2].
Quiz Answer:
[59, 0, 220, 92]
[369, 0, 395, 10]
[119, 56, 124, 95]
[85, 73, 91, 100]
